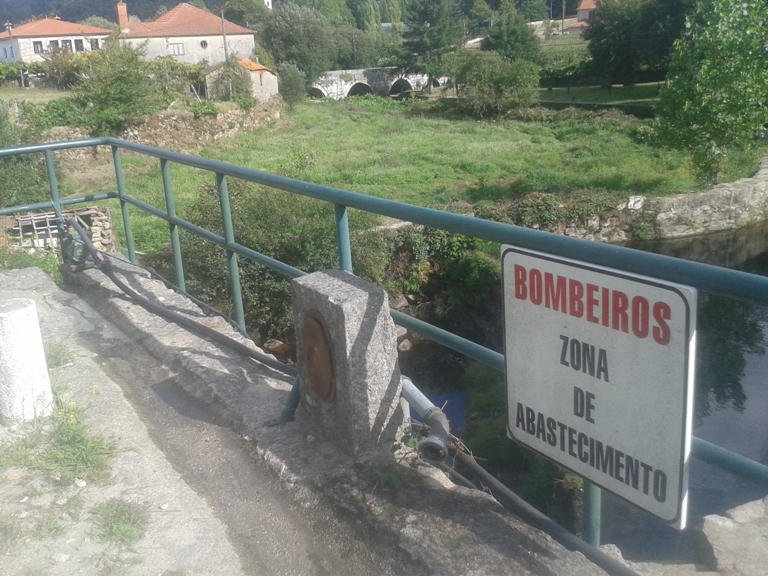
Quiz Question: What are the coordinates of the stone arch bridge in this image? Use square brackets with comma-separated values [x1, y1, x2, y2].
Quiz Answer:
[310, 67, 435, 100]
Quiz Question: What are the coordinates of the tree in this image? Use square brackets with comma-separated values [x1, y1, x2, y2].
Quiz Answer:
[74, 40, 154, 135]
[445, 48, 539, 116]
[332, 25, 382, 69]
[468, 0, 494, 37]
[400, 0, 463, 86]
[516, 0, 548, 22]
[223, 0, 273, 30]
[655, 0, 768, 181]
[264, 4, 335, 84]
[278, 62, 307, 109]
[583, 0, 689, 84]
[481, 2, 539, 63]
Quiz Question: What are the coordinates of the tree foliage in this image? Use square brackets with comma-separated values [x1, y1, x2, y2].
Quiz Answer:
[481, 2, 540, 63]
[223, 0, 273, 31]
[654, 0, 768, 181]
[445, 48, 539, 116]
[73, 40, 154, 135]
[264, 4, 335, 84]
[516, 0, 548, 22]
[0, 100, 47, 210]
[278, 62, 307, 109]
[400, 0, 463, 83]
[583, 0, 689, 83]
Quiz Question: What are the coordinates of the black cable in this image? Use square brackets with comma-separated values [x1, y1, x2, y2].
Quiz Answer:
[450, 446, 639, 576]
[66, 218, 297, 378]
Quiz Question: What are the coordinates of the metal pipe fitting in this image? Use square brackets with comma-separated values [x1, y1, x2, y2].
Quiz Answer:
[400, 376, 450, 464]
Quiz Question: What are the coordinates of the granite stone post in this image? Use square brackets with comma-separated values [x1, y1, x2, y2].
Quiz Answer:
[0, 298, 53, 426]
[292, 270, 402, 457]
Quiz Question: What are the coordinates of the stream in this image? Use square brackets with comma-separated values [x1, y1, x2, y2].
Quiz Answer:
[601, 221, 768, 562]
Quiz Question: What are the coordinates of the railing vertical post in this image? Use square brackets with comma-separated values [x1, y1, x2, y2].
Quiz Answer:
[112, 145, 136, 264]
[43, 150, 63, 233]
[583, 480, 601, 547]
[216, 172, 246, 333]
[160, 159, 185, 291]
[334, 203, 352, 272]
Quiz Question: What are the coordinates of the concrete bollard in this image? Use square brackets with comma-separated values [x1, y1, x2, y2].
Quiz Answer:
[292, 270, 402, 457]
[0, 299, 53, 426]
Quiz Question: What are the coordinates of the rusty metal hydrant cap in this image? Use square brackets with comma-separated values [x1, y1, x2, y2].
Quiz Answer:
[301, 310, 336, 402]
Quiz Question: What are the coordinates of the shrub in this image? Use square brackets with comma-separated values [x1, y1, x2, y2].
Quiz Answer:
[20, 98, 84, 130]
[277, 63, 306, 110]
[191, 100, 218, 118]
[0, 100, 47, 209]
[73, 40, 154, 135]
[446, 49, 540, 117]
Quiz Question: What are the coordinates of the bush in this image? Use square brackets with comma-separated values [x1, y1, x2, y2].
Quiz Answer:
[208, 58, 252, 101]
[20, 98, 84, 130]
[0, 100, 47, 210]
[73, 40, 154, 135]
[180, 179, 378, 340]
[277, 63, 306, 110]
[446, 49, 540, 117]
[191, 100, 218, 118]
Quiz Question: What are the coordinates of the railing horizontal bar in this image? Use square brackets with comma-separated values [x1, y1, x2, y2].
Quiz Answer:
[120, 196, 305, 279]
[104, 138, 768, 307]
[390, 310, 505, 371]
[0, 138, 108, 158]
[0, 192, 118, 216]
[692, 437, 768, 488]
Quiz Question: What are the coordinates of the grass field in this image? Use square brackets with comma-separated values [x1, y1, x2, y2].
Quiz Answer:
[0, 85, 69, 104]
[48, 96, 762, 252]
[539, 83, 662, 104]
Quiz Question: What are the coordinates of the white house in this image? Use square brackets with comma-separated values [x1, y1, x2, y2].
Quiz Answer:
[117, 2, 256, 66]
[0, 17, 112, 64]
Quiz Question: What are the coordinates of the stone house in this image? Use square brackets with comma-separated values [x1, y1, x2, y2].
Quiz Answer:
[205, 58, 278, 103]
[0, 18, 112, 64]
[117, 2, 255, 66]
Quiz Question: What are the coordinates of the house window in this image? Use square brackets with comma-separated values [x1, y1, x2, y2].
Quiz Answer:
[168, 43, 185, 55]
[61, 39, 72, 51]
[200, 40, 208, 49]
[33, 41, 43, 54]
[91, 39, 100, 50]
[74, 39, 84, 52]
[2, 48, 6, 59]
[49, 40, 59, 50]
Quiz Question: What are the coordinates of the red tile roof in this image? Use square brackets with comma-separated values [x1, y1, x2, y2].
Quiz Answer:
[238, 58, 274, 74]
[578, 0, 597, 10]
[0, 18, 112, 40]
[121, 3, 254, 39]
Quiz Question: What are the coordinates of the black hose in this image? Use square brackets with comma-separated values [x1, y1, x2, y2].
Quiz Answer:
[451, 448, 639, 576]
[66, 218, 297, 378]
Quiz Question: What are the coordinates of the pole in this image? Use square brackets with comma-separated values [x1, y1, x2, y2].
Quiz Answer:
[221, 9, 229, 62]
[561, 0, 565, 32]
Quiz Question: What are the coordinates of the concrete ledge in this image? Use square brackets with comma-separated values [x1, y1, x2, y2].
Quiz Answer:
[65, 257, 607, 576]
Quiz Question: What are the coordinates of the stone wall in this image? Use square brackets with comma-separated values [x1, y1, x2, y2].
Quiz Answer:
[47, 99, 282, 155]
[560, 156, 768, 242]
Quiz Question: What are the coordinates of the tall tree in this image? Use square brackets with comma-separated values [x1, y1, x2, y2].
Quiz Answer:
[516, 0, 547, 22]
[264, 4, 335, 84]
[468, 0, 493, 37]
[223, 0, 272, 30]
[584, 0, 689, 84]
[400, 0, 463, 85]
[655, 0, 768, 182]
[481, 1, 539, 63]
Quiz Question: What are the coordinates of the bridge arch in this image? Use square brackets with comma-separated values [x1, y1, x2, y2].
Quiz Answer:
[308, 86, 327, 98]
[347, 82, 374, 97]
[389, 78, 413, 95]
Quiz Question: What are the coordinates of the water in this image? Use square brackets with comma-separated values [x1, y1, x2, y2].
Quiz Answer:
[601, 221, 768, 561]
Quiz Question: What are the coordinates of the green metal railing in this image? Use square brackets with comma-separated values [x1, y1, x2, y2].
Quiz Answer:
[2, 137, 768, 549]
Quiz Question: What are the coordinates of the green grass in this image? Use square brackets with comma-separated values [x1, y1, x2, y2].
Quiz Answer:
[91, 498, 148, 546]
[52, 97, 764, 251]
[0, 389, 116, 484]
[0, 85, 70, 105]
[540, 83, 663, 104]
[0, 246, 63, 284]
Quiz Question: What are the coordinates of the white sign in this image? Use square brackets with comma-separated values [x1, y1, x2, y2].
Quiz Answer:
[502, 245, 696, 528]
